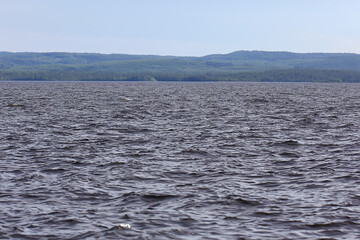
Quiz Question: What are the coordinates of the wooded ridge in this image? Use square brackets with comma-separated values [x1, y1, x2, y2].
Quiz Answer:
[1, 51, 360, 82]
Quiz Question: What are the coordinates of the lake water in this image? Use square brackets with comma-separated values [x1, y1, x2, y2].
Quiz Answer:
[1, 81, 360, 239]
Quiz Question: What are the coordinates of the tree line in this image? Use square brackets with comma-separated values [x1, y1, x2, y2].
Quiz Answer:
[1, 69, 360, 82]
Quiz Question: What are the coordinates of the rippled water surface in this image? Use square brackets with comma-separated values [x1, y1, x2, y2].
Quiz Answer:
[1, 81, 360, 239]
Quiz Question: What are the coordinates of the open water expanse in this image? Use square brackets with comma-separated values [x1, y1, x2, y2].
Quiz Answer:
[1, 81, 360, 240]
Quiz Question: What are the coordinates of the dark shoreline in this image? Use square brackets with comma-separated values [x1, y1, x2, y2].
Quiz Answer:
[2, 69, 360, 82]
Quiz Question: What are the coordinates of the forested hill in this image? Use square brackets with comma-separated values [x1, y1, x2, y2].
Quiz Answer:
[1, 51, 360, 82]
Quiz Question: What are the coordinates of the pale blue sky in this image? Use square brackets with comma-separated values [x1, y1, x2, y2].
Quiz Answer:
[1, 0, 360, 56]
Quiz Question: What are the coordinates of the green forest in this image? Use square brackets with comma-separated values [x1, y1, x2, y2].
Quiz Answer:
[1, 51, 360, 82]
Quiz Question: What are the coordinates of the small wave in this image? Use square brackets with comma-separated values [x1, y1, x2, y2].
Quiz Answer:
[226, 195, 261, 206]
[178, 148, 210, 156]
[273, 159, 297, 165]
[278, 152, 300, 158]
[41, 168, 66, 174]
[272, 140, 300, 147]
[306, 221, 358, 229]
[254, 210, 282, 217]
[246, 98, 269, 103]
[142, 194, 178, 202]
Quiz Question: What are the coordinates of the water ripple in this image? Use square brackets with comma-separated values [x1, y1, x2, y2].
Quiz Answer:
[1, 81, 360, 239]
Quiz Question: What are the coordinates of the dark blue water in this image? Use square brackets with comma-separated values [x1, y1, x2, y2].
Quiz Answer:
[1, 81, 360, 239]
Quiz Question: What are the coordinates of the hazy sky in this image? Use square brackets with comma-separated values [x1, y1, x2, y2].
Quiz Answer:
[1, 0, 360, 56]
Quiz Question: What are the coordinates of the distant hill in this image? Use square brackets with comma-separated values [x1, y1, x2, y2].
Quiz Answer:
[1, 51, 360, 82]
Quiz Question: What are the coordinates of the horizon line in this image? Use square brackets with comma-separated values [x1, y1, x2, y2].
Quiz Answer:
[1, 50, 359, 58]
